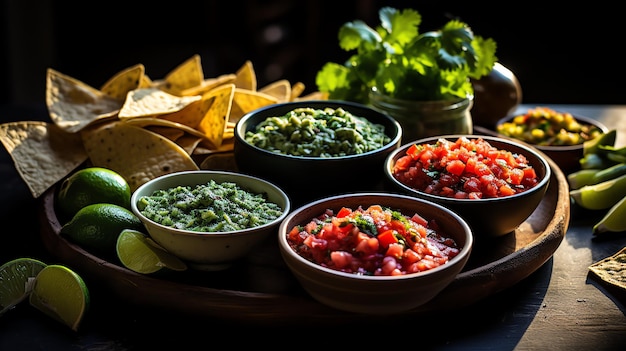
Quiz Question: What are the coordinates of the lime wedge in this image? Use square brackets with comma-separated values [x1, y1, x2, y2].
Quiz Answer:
[116, 229, 187, 274]
[0, 258, 48, 316]
[29, 265, 90, 332]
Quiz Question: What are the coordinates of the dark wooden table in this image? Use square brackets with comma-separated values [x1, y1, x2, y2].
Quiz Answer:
[1, 104, 625, 350]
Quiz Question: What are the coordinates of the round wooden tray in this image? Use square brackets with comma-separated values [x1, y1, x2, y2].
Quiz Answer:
[38, 157, 569, 326]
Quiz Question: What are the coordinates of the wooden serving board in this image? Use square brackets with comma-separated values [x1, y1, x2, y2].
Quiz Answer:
[38, 156, 569, 326]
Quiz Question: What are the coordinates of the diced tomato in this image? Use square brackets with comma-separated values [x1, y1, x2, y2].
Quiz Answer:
[330, 251, 353, 269]
[336, 207, 352, 218]
[286, 205, 460, 276]
[377, 229, 398, 248]
[411, 213, 428, 227]
[405, 143, 421, 158]
[499, 184, 516, 196]
[523, 167, 537, 179]
[394, 137, 541, 199]
[385, 242, 404, 259]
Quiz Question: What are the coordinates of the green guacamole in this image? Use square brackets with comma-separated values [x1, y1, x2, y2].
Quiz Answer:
[136, 180, 283, 232]
[244, 107, 390, 157]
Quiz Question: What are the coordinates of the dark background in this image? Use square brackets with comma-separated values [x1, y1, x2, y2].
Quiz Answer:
[2, 0, 624, 111]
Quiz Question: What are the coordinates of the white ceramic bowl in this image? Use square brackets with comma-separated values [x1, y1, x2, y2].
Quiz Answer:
[131, 170, 290, 271]
[277, 192, 473, 314]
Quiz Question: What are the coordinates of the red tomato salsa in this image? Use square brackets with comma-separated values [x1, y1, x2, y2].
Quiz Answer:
[392, 137, 540, 199]
[286, 205, 460, 276]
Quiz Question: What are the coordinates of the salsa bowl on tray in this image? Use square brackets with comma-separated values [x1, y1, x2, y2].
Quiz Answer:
[384, 135, 552, 238]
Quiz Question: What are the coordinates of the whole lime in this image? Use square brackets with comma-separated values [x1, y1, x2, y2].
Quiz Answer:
[57, 167, 131, 220]
[61, 203, 144, 256]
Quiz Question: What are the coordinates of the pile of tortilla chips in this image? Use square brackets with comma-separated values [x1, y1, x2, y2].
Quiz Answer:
[0, 55, 327, 197]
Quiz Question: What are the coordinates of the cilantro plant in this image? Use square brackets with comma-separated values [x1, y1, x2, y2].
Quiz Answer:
[315, 7, 498, 104]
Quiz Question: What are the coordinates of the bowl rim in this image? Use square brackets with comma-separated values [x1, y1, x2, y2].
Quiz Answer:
[495, 110, 609, 151]
[131, 170, 291, 237]
[278, 192, 473, 281]
[234, 99, 402, 161]
[384, 134, 552, 203]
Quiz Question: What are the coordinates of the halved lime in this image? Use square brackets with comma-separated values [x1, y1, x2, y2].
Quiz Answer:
[116, 229, 187, 274]
[29, 265, 90, 332]
[0, 258, 48, 316]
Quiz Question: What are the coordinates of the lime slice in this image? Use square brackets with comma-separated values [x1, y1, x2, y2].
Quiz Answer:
[29, 265, 90, 332]
[116, 229, 187, 274]
[0, 258, 48, 316]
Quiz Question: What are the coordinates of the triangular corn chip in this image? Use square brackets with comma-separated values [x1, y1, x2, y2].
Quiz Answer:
[81, 121, 199, 191]
[233, 60, 256, 91]
[118, 88, 201, 118]
[229, 88, 278, 123]
[197, 83, 235, 148]
[46, 68, 122, 133]
[259, 79, 291, 103]
[161, 54, 204, 95]
[100, 64, 145, 100]
[0, 121, 87, 197]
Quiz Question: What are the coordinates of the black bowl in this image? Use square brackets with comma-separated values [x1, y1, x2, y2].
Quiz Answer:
[234, 100, 402, 206]
[384, 135, 551, 238]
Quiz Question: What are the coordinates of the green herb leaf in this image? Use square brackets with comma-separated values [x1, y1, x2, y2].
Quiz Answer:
[316, 6, 497, 103]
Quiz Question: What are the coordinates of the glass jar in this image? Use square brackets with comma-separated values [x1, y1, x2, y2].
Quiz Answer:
[369, 89, 473, 144]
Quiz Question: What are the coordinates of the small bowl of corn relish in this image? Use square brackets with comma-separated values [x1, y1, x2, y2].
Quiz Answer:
[496, 107, 608, 173]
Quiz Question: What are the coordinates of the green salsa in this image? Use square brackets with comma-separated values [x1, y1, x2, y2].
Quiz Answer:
[244, 107, 391, 157]
[137, 180, 284, 232]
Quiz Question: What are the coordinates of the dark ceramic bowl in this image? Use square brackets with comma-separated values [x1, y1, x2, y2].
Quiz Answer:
[495, 110, 608, 174]
[234, 100, 402, 206]
[384, 135, 551, 238]
[277, 192, 473, 314]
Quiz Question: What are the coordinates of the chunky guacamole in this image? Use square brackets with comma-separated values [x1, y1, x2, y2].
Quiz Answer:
[244, 107, 390, 157]
[136, 180, 283, 232]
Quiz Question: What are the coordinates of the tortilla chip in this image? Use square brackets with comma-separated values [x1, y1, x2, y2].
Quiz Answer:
[179, 74, 237, 96]
[199, 152, 238, 171]
[589, 247, 626, 291]
[81, 121, 199, 191]
[259, 79, 291, 103]
[46, 68, 122, 133]
[175, 134, 203, 155]
[100, 64, 145, 100]
[139, 74, 153, 88]
[229, 88, 278, 122]
[161, 54, 204, 95]
[0, 121, 87, 198]
[121, 116, 216, 148]
[144, 126, 186, 142]
[118, 88, 201, 118]
[233, 60, 256, 91]
[193, 137, 234, 155]
[290, 81, 306, 101]
[197, 84, 235, 148]
[160, 92, 216, 129]
[294, 91, 329, 101]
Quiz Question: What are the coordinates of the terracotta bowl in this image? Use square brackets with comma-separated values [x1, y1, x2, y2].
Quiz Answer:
[384, 135, 551, 238]
[277, 192, 473, 315]
[130, 170, 290, 271]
